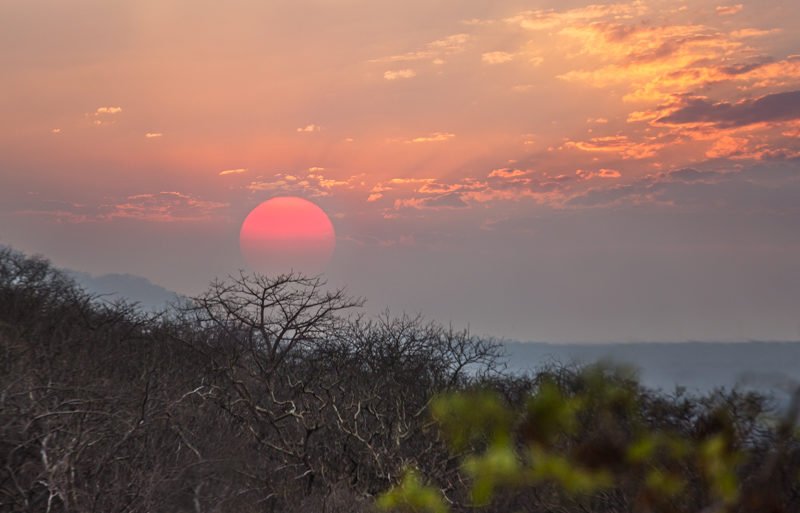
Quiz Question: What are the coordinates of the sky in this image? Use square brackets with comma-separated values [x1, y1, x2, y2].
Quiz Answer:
[2, 0, 800, 342]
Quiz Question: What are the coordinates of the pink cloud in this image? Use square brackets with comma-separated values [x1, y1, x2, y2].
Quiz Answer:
[488, 168, 531, 178]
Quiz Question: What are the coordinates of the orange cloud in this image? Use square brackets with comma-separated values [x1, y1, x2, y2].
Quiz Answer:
[557, 22, 746, 102]
[528, 2, 790, 112]
[565, 135, 664, 159]
[716, 4, 743, 16]
[734, 58, 800, 89]
[482, 51, 514, 64]
[369, 167, 579, 213]
[384, 69, 416, 80]
[488, 168, 530, 178]
[219, 168, 248, 176]
[297, 124, 321, 133]
[406, 132, 455, 143]
[782, 121, 800, 138]
[371, 33, 469, 64]
[89, 106, 123, 126]
[730, 28, 780, 38]
[507, 2, 646, 31]
[247, 170, 359, 197]
[388, 177, 436, 184]
[705, 136, 750, 158]
[95, 106, 122, 115]
[598, 168, 622, 178]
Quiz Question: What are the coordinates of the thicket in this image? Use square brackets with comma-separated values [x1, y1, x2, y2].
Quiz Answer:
[0, 247, 797, 513]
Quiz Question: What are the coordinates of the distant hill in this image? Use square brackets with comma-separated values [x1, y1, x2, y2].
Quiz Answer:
[66, 270, 181, 311]
[504, 341, 800, 400]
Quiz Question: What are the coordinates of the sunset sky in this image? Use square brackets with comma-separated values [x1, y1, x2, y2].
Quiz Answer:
[2, 0, 800, 342]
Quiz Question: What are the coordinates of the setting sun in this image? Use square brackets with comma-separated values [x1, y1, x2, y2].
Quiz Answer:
[239, 196, 335, 274]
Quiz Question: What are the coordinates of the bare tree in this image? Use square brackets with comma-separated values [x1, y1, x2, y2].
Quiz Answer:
[174, 272, 502, 511]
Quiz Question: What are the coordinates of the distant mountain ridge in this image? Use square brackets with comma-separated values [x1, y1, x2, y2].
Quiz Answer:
[504, 341, 800, 398]
[66, 270, 181, 311]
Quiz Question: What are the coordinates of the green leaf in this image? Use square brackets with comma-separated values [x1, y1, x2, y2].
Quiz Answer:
[377, 469, 449, 513]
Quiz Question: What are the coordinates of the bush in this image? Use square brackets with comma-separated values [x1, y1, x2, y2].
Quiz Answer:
[378, 365, 800, 513]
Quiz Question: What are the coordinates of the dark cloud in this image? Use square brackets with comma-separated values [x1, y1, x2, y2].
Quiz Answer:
[657, 90, 800, 127]
[666, 168, 723, 182]
[14, 192, 228, 223]
[565, 184, 644, 207]
[423, 192, 470, 209]
[566, 160, 800, 212]
[738, 162, 800, 183]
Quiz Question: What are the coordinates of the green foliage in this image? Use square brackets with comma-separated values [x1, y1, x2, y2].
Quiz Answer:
[699, 435, 740, 505]
[379, 364, 800, 513]
[377, 469, 448, 513]
[644, 468, 686, 498]
[463, 443, 521, 504]
[521, 382, 583, 445]
[431, 391, 514, 451]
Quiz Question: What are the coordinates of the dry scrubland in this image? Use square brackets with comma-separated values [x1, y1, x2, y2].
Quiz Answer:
[1, 247, 798, 513]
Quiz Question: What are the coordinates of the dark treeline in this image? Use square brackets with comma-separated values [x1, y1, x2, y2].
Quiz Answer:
[0, 247, 798, 513]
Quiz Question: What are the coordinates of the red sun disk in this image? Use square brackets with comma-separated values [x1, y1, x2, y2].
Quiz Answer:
[239, 197, 335, 274]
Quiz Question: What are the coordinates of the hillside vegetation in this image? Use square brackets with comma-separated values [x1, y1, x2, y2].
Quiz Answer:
[1, 247, 797, 513]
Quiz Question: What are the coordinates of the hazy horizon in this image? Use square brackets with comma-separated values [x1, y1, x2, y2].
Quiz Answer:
[51, 260, 800, 344]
